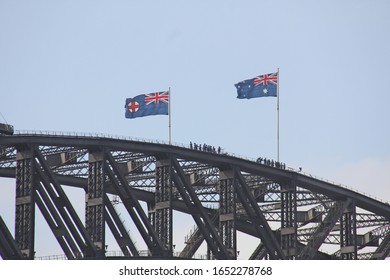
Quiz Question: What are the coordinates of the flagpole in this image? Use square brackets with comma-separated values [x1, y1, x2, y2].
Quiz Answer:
[168, 87, 172, 145]
[277, 68, 280, 162]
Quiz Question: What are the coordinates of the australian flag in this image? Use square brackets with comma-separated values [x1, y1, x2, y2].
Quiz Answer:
[235, 72, 278, 99]
[125, 91, 169, 119]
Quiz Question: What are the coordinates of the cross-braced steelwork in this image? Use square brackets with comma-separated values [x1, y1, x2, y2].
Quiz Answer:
[0, 133, 389, 260]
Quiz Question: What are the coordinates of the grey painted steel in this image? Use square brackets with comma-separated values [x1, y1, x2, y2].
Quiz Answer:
[170, 157, 232, 259]
[219, 169, 237, 259]
[298, 200, 351, 259]
[105, 152, 166, 255]
[1, 134, 390, 260]
[34, 149, 97, 258]
[15, 147, 35, 259]
[234, 169, 284, 259]
[280, 181, 298, 259]
[1, 134, 389, 218]
[0, 216, 22, 259]
[104, 194, 139, 257]
[86, 151, 106, 256]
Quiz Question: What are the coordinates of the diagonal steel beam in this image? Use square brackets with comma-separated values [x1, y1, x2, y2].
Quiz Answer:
[34, 149, 98, 257]
[170, 157, 232, 259]
[0, 216, 22, 259]
[371, 230, 390, 259]
[179, 226, 204, 259]
[179, 212, 219, 259]
[298, 199, 351, 259]
[34, 181, 80, 258]
[234, 169, 284, 259]
[105, 151, 165, 255]
[249, 243, 267, 260]
[104, 194, 139, 257]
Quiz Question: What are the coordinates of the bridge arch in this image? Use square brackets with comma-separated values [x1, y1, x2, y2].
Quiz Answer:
[1, 133, 389, 259]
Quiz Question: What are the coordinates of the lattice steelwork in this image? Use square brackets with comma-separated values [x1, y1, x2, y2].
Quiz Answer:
[15, 147, 35, 259]
[219, 170, 236, 259]
[153, 159, 173, 256]
[86, 151, 106, 256]
[340, 202, 357, 259]
[280, 181, 297, 259]
[1, 133, 390, 260]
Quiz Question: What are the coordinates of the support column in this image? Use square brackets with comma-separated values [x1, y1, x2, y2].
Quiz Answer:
[86, 151, 106, 255]
[15, 147, 35, 259]
[280, 181, 297, 259]
[340, 201, 357, 259]
[154, 159, 173, 256]
[219, 170, 237, 259]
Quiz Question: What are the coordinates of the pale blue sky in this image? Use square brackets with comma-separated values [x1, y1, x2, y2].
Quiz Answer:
[1, 0, 390, 257]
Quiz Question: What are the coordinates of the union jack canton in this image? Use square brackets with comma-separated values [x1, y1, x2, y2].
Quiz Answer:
[125, 91, 169, 119]
[235, 72, 278, 99]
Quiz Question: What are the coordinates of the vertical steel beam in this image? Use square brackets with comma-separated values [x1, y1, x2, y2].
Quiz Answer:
[280, 181, 297, 259]
[219, 169, 237, 259]
[148, 202, 156, 236]
[340, 201, 357, 259]
[154, 159, 173, 256]
[15, 147, 35, 259]
[179, 226, 204, 258]
[86, 151, 106, 256]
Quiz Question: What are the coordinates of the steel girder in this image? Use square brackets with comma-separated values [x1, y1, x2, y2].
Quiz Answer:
[170, 157, 232, 259]
[372, 231, 390, 259]
[104, 151, 166, 256]
[153, 159, 173, 256]
[1, 134, 390, 260]
[234, 169, 285, 259]
[86, 151, 106, 256]
[15, 147, 35, 259]
[280, 180, 297, 259]
[298, 199, 352, 259]
[219, 169, 237, 259]
[35, 149, 98, 258]
[249, 243, 268, 260]
[104, 194, 139, 257]
[340, 201, 358, 259]
[179, 213, 219, 259]
[0, 216, 22, 259]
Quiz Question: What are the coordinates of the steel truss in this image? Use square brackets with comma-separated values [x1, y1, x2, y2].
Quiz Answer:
[0, 134, 389, 260]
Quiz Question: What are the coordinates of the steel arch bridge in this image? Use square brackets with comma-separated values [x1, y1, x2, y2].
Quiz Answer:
[0, 133, 389, 260]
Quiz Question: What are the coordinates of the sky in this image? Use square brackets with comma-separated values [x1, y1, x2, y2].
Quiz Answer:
[1, 0, 390, 258]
